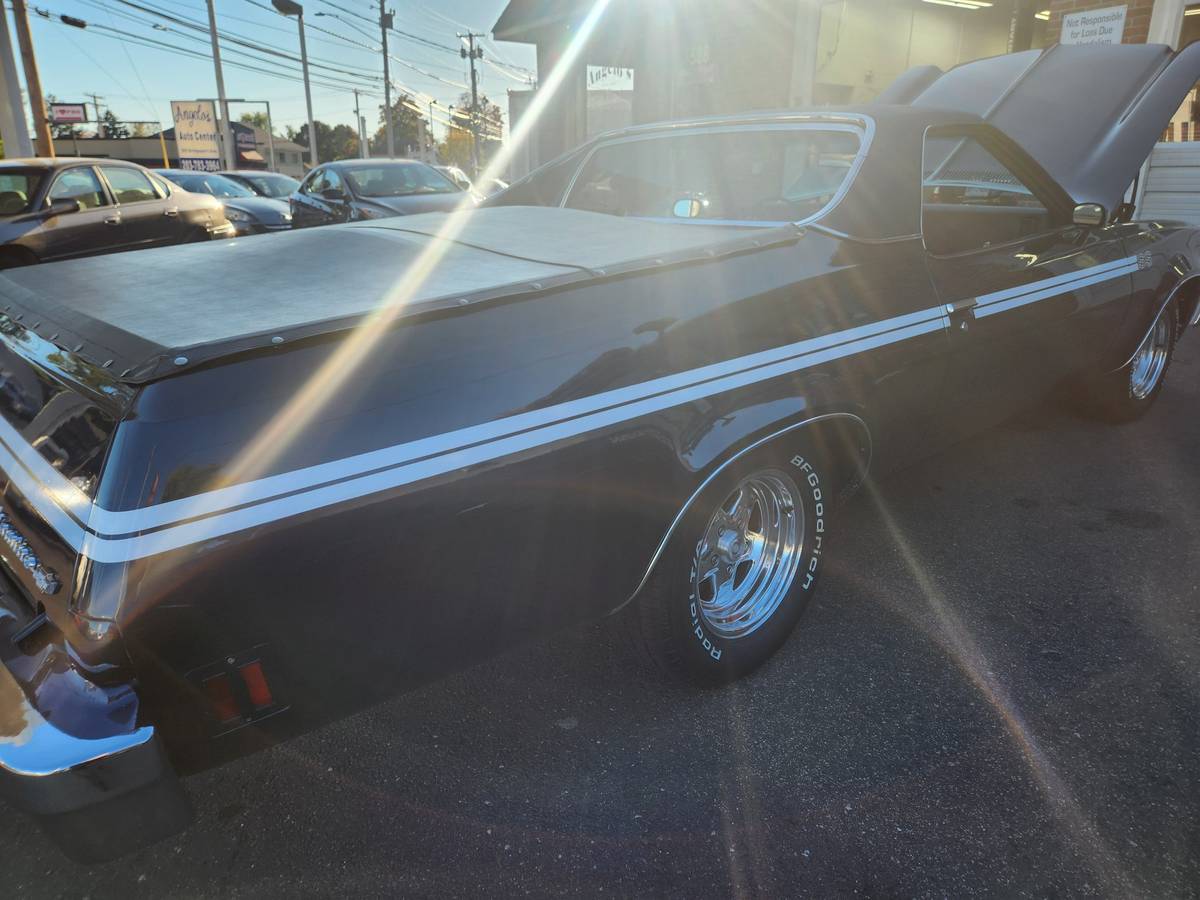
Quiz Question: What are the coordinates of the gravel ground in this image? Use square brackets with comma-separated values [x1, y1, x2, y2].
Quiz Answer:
[5, 338, 1199, 899]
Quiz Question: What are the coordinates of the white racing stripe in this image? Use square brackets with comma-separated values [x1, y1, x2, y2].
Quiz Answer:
[0, 255, 1139, 564]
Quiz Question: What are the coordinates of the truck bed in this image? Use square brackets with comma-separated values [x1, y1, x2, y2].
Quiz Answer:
[0, 207, 796, 382]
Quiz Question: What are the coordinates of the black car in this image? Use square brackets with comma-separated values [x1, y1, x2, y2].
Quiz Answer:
[289, 158, 474, 227]
[0, 158, 232, 268]
[219, 169, 301, 200]
[1, 44, 1199, 863]
[156, 170, 292, 236]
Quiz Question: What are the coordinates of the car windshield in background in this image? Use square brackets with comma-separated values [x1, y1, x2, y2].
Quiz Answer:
[0, 171, 44, 217]
[345, 164, 459, 197]
[241, 173, 300, 198]
[167, 173, 256, 198]
[565, 128, 860, 223]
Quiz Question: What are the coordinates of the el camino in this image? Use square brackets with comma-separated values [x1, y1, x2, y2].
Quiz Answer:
[1, 43, 1199, 861]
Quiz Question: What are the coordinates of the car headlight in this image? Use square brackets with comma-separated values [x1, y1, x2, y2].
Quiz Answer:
[354, 206, 389, 220]
[224, 208, 253, 224]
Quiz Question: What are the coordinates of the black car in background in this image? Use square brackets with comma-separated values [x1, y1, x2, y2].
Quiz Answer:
[0, 158, 231, 268]
[289, 159, 473, 228]
[156, 170, 292, 236]
[219, 169, 301, 200]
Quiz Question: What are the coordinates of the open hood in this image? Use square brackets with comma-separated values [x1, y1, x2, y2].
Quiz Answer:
[878, 42, 1200, 217]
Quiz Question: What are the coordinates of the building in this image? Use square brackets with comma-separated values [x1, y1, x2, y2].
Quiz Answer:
[493, 0, 1200, 178]
[49, 123, 306, 175]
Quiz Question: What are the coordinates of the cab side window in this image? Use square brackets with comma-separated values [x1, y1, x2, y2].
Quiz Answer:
[922, 133, 1052, 255]
[49, 167, 108, 209]
[102, 166, 158, 204]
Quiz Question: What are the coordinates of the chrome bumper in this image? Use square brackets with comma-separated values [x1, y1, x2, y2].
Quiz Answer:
[0, 627, 190, 862]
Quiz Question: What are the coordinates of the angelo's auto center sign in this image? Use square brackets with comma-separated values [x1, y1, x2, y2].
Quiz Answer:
[170, 100, 222, 172]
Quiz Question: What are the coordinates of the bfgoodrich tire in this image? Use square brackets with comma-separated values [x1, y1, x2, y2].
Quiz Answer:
[1079, 298, 1178, 423]
[626, 445, 833, 687]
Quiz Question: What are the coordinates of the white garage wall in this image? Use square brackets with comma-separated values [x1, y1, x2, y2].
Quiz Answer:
[1141, 142, 1200, 224]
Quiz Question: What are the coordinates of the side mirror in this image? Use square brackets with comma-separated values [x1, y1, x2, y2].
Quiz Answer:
[672, 198, 703, 219]
[42, 198, 81, 218]
[1073, 203, 1106, 228]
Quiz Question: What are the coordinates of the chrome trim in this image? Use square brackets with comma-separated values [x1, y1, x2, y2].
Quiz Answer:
[693, 469, 804, 639]
[617, 412, 872, 614]
[0, 661, 154, 779]
[559, 118, 875, 232]
[1129, 313, 1170, 399]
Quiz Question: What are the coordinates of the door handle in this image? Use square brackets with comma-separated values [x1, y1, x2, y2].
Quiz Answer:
[163, 207, 179, 217]
[103, 215, 121, 226]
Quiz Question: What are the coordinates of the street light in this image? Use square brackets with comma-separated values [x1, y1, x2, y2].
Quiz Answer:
[272, 0, 318, 167]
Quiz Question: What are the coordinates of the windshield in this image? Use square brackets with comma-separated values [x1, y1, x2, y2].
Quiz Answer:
[345, 164, 459, 198]
[165, 172, 256, 198]
[0, 170, 44, 216]
[239, 173, 300, 198]
[565, 128, 860, 223]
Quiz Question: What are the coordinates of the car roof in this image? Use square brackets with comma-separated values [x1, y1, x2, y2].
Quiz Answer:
[0, 157, 147, 171]
[328, 158, 430, 168]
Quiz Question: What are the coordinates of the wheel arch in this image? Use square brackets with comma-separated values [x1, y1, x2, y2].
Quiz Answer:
[616, 409, 872, 615]
[1114, 268, 1200, 372]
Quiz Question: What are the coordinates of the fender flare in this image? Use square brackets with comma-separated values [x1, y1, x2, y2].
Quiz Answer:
[616, 411, 871, 613]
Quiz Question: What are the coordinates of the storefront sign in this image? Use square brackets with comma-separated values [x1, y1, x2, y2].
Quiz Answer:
[1061, 5, 1127, 45]
[171, 100, 222, 172]
[48, 103, 87, 124]
[587, 66, 635, 92]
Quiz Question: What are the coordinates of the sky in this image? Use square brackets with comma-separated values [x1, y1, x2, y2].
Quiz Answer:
[17, 0, 538, 141]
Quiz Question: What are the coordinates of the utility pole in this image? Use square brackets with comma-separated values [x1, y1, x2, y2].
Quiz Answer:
[10, 0, 53, 157]
[205, 0, 235, 169]
[353, 89, 366, 158]
[459, 32, 484, 176]
[83, 92, 104, 135]
[379, 0, 394, 157]
[0, 4, 33, 157]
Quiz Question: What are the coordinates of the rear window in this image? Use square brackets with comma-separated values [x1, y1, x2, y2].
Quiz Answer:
[564, 128, 860, 223]
[0, 170, 44, 216]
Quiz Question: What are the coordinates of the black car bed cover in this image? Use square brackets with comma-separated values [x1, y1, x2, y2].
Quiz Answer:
[0, 207, 801, 383]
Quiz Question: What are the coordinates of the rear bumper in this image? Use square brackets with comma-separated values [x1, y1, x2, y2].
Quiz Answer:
[0, 613, 191, 862]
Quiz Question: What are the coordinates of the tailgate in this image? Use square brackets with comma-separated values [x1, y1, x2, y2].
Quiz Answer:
[0, 319, 132, 615]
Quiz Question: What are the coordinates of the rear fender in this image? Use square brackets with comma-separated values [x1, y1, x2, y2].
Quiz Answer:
[618, 405, 872, 614]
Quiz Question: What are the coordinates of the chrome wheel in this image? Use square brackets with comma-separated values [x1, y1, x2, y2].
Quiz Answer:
[692, 470, 804, 640]
[1130, 314, 1171, 400]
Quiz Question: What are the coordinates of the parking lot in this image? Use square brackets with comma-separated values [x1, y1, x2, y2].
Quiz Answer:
[4, 338, 1198, 898]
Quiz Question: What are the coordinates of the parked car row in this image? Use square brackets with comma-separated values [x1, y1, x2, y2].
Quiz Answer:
[0, 158, 490, 267]
[0, 158, 232, 267]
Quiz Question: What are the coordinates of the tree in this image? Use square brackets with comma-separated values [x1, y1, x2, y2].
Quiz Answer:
[290, 120, 360, 163]
[240, 111, 270, 131]
[438, 92, 503, 173]
[370, 94, 426, 157]
[101, 110, 130, 140]
[131, 122, 151, 138]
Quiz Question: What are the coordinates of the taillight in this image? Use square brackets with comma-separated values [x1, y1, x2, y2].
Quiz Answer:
[239, 660, 273, 709]
[202, 673, 240, 723]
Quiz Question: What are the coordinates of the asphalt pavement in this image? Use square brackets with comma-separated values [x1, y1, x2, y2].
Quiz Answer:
[6, 338, 1200, 898]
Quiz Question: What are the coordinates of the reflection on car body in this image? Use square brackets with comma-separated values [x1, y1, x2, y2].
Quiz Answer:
[0, 43, 1199, 864]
